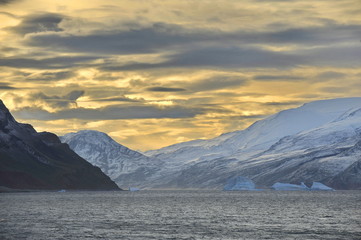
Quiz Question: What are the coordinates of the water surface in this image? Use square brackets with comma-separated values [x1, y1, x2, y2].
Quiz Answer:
[1, 190, 360, 239]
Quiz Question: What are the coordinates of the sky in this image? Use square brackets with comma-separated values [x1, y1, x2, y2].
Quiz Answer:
[0, 0, 360, 151]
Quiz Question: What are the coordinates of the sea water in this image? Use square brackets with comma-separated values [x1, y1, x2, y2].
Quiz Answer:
[0, 190, 360, 239]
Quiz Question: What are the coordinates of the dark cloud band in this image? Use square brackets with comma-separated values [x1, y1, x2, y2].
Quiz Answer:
[13, 105, 208, 120]
[146, 87, 187, 92]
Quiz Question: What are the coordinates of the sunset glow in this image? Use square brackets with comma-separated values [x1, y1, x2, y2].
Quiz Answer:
[1, 0, 360, 150]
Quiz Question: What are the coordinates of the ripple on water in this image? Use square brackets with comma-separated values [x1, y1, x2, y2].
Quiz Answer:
[0, 190, 360, 239]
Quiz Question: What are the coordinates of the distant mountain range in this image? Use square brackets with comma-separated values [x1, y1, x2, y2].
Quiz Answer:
[0, 100, 120, 191]
[1, 97, 360, 190]
[62, 98, 361, 190]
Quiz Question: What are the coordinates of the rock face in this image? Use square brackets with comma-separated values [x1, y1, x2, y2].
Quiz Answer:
[61, 130, 163, 189]
[0, 100, 120, 190]
[327, 158, 361, 190]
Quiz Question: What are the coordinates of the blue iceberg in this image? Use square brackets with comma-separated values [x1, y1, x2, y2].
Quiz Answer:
[224, 176, 256, 191]
[310, 182, 334, 191]
[272, 182, 309, 191]
[272, 182, 334, 191]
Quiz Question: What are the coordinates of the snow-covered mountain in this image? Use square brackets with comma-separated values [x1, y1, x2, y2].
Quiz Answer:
[60, 130, 163, 189]
[142, 98, 361, 189]
[61, 98, 361, 190]
[146, 98, 361, 163]
[165, 105, 361, 189]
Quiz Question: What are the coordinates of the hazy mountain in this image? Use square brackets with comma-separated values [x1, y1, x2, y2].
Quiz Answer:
[0, 100, 120, 191]
[61, 130, 163, 189]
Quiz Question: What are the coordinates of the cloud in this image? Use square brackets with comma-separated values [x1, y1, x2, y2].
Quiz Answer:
[26, 71, 75, 81]
[102, 46, 303, 71]
[27, 90, 85, 109]
[90, 96, 141, 102]
[0, 46, 19, 53]
[301, 45, 361, 67]
[254, 75, 304, 81]
[226, 114, 268, 119]
[256, 24, 361, 45]
[7, 12, 64, 35]
[146, 87, 187, 92]
[316, 71, 347, 79]
[64, 90, 84, 101]
[25, 22, 209, 54]
[262, 101, 302, 106]
[22, 18, 361, 55]
[0, 11, 19, 18]
[166, 45, 361, 69]
[0, 82, 17, 89]
[11, 16, 359, 72]
[0, 0, 19, 5]
[318, 86, 349, 93]
[186, 75, 248, 92]
[143, 76, 247, 94]
[0, 56, 99, 69]
[13, 104, 210, 120]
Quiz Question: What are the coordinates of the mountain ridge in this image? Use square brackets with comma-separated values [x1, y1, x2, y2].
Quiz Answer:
[0, 100, 120, 191]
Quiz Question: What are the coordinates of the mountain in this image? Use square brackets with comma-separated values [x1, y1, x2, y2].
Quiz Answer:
[59, 98, 361, 190]
[143, 98, 361, 189]
[60, 130, 163, 189]
[0, 100, 120, 191]
[146, 98, 361, 164]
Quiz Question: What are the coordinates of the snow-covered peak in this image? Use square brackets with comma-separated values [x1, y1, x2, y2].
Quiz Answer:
[266, 105, 361, 153]
[0, 100, 38, 140]
[62, 130, 114, 145]
[300, 97, 361, 114]
[61, 130, 142, 157]
[0, 100, 18, 128]
[146, 97, 361, 162]
[223, 98, 361, 150]
[60, 130, 163, 188]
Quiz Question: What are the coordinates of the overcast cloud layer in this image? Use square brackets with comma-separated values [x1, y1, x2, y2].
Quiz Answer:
[0, 0, 360, 150]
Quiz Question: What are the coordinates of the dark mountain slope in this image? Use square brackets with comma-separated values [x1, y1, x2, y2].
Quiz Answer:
[0, 100, 120, 190]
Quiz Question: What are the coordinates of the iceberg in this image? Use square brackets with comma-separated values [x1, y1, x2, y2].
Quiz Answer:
[129, 187, 140, 192]
[310, 182, 334, 191]
[223, 176, 256, 191]
[272, 182, 309, 191]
